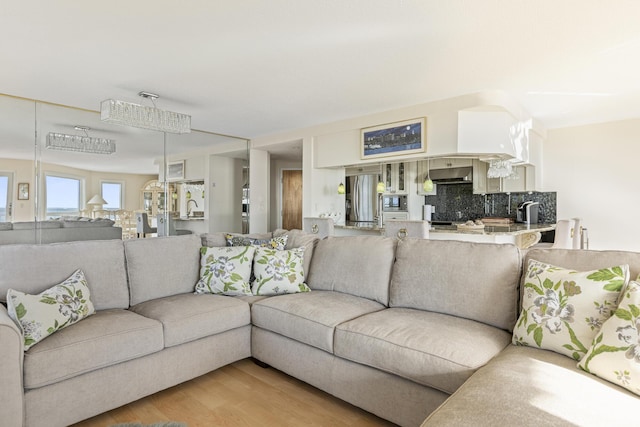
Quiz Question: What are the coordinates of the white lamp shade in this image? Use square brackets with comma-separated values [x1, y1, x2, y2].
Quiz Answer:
[87, 194, 107, 205]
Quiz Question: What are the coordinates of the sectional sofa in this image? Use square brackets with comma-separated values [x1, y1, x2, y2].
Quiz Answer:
[0, 232, 639, 427]
[0, 217, 122, 245]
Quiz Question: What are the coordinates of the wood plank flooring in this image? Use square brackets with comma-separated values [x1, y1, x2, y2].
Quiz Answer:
[71, 358, 396, 427]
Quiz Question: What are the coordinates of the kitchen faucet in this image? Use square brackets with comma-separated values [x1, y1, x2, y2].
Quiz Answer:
[187, 199, 198, 216]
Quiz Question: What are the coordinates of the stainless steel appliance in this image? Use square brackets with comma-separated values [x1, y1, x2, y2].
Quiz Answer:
[346, 175, 379, 222]
[516, 201, 539, 224]
[383, 194, 408, 212]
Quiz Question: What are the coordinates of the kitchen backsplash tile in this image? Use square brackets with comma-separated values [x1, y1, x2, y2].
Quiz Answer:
[424, 183, 556, 223]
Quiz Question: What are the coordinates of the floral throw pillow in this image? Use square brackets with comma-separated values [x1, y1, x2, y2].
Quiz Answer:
[6, 269, 95, 351]
[578, 281, 640, 395]
[194, 246, 256, 296]
[251, 247, 310, 296]
[225, 233, 288, 251]
[513, 260, 628, 361]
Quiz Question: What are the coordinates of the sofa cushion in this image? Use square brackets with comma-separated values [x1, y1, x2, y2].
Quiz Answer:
[390, 239, 522, 331]
[307, 236, 396, 305]
[251, 247, 310, 295]
[226, 233, 288, 250]
[194, 246, 256, 296]
[524, 248, 640, 290]
[335, 308, 511, 394]
[0, 240, 129, 310]
[513, 260, 627, 361]
[421, 345, 640, 427]
[23, 309, 163, 389]
[130, 293, 250, 348]
[201, 232, 274, 248]
[281, 229, 319, 281]
[125, 234, 202, 306]
[7, 269, 95, 350]
[251, 290, 385, 353]
[578, 280, 640, 395]
[12, 221, 61, 230]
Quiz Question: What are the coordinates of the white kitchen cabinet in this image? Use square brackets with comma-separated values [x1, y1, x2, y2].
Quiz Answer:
[382, 162, 407, 193]
[428, 158, 473, 169]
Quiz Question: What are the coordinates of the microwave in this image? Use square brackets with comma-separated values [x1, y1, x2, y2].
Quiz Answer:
[383, 195, 408, 212]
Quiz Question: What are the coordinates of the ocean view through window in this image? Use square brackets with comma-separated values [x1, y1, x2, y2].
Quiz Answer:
[45, 175, 81, 218]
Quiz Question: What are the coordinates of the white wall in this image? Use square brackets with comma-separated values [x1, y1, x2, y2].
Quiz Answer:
[249, 149, 270, 233]
[545, 118, 640, 251]
[208, 156, 243, 233]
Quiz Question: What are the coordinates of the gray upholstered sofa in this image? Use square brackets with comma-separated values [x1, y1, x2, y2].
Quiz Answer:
[1, 232, 639, 427]
[0, 217, 122, 245]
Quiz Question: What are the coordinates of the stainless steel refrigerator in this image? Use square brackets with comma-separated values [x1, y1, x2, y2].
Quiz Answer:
[346, 175, 378, 222]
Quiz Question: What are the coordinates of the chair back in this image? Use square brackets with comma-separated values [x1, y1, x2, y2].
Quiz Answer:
[552, 219, 576, 249]
[384, 220, 430, 240]
[136, 212, 153, 234]
[572, 217, 583, 249]
[303, 217, 334, 239]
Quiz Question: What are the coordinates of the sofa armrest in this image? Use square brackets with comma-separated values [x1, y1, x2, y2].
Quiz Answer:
[0, 304, 24, 426]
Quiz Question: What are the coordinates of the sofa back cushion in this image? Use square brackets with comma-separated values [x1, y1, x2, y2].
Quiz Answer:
[390, 239, 522, 330]
[0, 239, 129, 310]
[125, 234, 202, 306]
[307, 236, 396, 305]
[201, 231, 274, 248]
[524, 248, 640, 283]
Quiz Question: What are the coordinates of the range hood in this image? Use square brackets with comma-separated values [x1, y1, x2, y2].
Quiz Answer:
[429, 166, 473, 184]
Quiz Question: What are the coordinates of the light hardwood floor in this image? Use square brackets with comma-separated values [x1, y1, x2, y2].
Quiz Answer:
[71, 358, 397, 427]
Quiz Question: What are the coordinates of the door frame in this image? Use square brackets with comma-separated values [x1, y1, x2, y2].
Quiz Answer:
[279, 168, 302, 230]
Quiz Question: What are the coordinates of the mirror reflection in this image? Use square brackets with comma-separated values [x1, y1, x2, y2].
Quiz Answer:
[0, 93, 249, 245]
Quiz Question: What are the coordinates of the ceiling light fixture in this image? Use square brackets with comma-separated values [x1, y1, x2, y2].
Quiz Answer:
[46, 126, 116, 155]
[100, 91, 191, 134]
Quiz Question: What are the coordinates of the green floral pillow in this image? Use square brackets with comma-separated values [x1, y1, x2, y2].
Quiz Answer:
[195, 246, 256, 296]
[225, 233, 288, 250]
[251, 247, 310, 296]
[578, 280, 640, 395]
[6, 269, 95, 351]
[513, 260, 628, 361]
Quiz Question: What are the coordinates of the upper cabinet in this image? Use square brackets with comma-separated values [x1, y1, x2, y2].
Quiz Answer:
[382, 162, 407, 193]
[428, 158, 473, 169]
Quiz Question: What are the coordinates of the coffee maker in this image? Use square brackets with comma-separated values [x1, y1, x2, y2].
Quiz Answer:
[516, 201, 539, 225]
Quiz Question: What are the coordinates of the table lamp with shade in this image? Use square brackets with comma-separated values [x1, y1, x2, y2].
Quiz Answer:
[87, 194, 107, 211]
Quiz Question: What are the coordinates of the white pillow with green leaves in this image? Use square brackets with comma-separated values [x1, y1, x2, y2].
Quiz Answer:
[195, 246, 256, 296]
[578, 280, 640, 395]
[251, 247, 310, 296]
[6, 269, 95, 351]
[513, 259, 628, 361]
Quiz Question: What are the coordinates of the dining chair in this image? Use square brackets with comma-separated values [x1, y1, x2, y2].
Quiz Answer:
[384, 220, 430, 240]
[136, 212, 157, 238]
[303, 217, 334, 239]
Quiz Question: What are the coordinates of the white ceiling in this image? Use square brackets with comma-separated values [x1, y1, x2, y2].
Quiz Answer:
[2, 0, 640, 172]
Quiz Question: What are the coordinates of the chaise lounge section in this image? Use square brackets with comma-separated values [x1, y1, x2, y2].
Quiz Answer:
[1, 233, 639, 426]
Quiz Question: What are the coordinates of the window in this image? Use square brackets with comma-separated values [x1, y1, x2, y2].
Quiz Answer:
[0, 174, 10, 222]
[101, 181, 123, 210]
[45, 175, 81, 218]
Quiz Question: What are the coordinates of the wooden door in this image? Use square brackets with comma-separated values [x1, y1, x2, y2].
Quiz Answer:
[282, 170, 302, 230]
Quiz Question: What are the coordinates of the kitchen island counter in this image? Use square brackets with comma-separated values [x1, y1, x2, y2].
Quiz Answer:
[335, 221, 555, 248]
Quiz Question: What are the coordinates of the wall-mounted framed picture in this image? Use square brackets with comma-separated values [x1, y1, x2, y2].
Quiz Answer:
[167, 161, 185, 181]
[18, 182, 29, 200]
[361, 117, 426, 159]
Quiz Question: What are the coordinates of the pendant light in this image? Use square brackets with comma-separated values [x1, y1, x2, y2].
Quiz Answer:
[377, 164, 386, 194]
[423, 158, 433, 192]
[337, 182, 345, 194]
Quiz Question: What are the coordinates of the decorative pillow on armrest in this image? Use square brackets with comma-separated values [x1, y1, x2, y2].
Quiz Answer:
[578, 280, 640, 395]
[194, 246, 256, 296]
[6, 269, 95, 351]
[512, 259, 628, 361]
[225, 233, 288, 250]
[251, 247, 310, 296]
